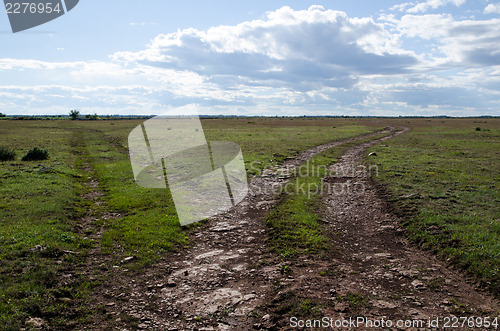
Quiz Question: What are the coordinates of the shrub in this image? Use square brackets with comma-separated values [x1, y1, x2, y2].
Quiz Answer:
[69, 109, 79, 120]
[0, 112, 6, 117]
[0, 146, 16, 161]
[21, 147, 49, 161]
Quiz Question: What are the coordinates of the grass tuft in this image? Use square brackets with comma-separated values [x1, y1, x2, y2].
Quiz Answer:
[0, 146, 16, 161]
[21, 147, 49, 161]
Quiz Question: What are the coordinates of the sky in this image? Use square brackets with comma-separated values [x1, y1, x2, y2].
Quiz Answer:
[0, 0, 499, 116]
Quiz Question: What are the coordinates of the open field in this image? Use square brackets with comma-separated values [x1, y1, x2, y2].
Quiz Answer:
[0, 117, 498, 329]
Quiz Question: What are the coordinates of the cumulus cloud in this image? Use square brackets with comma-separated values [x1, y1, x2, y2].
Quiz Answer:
[1, 5, 500, 116]
[484, 3, 500, 14]
[382, 14, 500, 67]
[113, 6, 418, 92]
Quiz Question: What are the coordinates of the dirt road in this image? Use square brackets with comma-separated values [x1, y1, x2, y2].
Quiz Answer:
[88, 127, 499, 330]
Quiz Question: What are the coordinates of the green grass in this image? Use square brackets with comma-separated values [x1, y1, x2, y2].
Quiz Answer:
[79, 119, 378, 262]
[265, 129, 390, 257]
[367, 121, 500, 296]
[202, 117, 379, 176]
[0, 121, 89, 329]
[337, 292, 370, 312]
[70, 126, 189, 266]
[267, 194, 328, 257]
[0, 118, 380, 328]
[86, 117, 383, 176]
[2, 117, 498, 328]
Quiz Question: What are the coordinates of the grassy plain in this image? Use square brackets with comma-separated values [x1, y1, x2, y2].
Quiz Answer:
[0, 117, 378, 329]
[0, 117, 498, 329]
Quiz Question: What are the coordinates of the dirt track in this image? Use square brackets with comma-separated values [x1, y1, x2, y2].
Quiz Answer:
[86, 127, 499, 330]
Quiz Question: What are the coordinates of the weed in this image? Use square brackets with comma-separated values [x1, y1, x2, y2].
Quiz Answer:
[449, 298, 472, 315]
[279, 264, 292, 276]
[295, 299, 322, 317]
[427, 277, 446, 291]
[338, 292, 370, 311]
[247, 309, 263, 318]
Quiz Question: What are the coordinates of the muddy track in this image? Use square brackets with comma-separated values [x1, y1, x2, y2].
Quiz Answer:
[83, 129, 397, 330]
[262, 128, 499, 330]
[58, 131, 123, 329]
[84, 127, 499, 330]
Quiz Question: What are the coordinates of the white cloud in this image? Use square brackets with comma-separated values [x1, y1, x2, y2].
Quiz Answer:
[392, 0, 466, 13]
[390, 2, 416, 12]
[130, 22, 158, 26]
[1, 5, 499, 116]
[0, 59, 84, 70]
[386, 14, 500, 67]
[113, 6, 418, 92]
[484, 3, 500, 14]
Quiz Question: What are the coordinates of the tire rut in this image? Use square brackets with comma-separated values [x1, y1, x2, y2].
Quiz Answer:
[89, 127, 498, 330]
[94, 129, 394, 330]
[62, 131, 123, 329]
[263, 128, 499, 330]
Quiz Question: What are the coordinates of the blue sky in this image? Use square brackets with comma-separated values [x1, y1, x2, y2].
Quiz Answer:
[1, 0, 499, 116]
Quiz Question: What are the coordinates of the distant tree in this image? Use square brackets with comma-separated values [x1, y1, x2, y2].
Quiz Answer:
[69, 109, 80, 120]
[85, 114, 91, 119]
[0, 113, 6, 117]
[91, 113, 98, 120]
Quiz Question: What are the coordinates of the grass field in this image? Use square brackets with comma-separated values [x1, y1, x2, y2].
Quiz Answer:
[0, 117, 498, 328]
[0, 117, 379, 329]
[367, 118, 500, 296]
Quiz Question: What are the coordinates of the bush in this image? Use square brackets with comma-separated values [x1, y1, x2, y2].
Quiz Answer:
[21, 147, 49, 161]
[0, 113, 6, 117]
[69, 110, 79, 120]
[0, 147, 16, 161]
